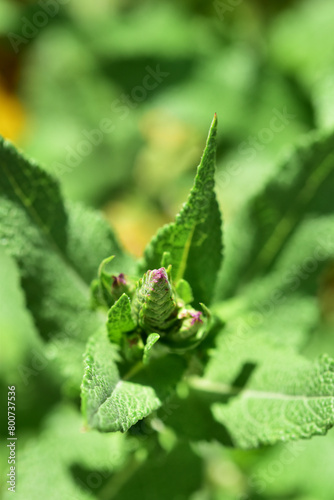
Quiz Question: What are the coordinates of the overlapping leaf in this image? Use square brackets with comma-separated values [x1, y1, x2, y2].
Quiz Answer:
[0, 137, 130, 390]
[81, 330, 184, 432]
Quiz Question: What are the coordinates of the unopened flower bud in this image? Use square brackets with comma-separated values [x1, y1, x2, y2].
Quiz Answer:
[132, 267, 177, 333]
[111, 273, 128, 301]
[171, 307, 204, 341]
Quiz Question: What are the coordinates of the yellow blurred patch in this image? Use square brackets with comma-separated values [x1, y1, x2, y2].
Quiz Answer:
[0, 82, 25, 141]
[103, 196, 171, 258]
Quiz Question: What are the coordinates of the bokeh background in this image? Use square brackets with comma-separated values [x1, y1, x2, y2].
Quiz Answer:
[3, 0, 332, 256]
[2, 0, 334, 499]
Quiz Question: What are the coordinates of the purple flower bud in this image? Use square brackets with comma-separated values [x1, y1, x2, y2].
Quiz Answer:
[112, 273, 127, 288]
[190, 311, 203, 326]
[111, 273, 129, 301]
[170, 307, 204, 341]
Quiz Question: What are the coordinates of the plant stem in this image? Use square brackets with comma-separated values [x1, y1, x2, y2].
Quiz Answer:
[98, 455, 143, 500]
[122, 360, 144, 381]
[188, 376, 238, 395]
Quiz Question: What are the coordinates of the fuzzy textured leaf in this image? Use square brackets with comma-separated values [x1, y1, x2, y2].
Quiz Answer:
[0, 137, 127, 390]
[141, 115, 223, 305]
[81, 330, 184, 432]
[65, 201, 135, 283]
[2, 404, 133, 500]
[216, 131, 334, 299]
[210, 352, 334, 448]
[107, 293, 136, 344]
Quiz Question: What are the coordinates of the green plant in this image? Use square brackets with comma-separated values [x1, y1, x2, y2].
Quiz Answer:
[2, 115, 334, 499]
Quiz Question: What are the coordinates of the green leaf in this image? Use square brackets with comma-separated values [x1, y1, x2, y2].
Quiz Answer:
[82, 330, 159, 432]
[65, 201, 135, 284]
[213, 282, 320, 352]
[209, 351, 334, 449]
[0, 138, 95, 384]
[205, 300, 319, 393]
[251, 426, 334, 499]
[2, 404, 133, 500]
[141, 115, 223, 305]
[175, 278, 194, 303]
[0, 136, 67, 248]
[143, 333, 160, 365]
[81, 330, 184, 432]
[216, 130, 334, 300]
[107, 293, 136, 344]
[0, 249, 40, 383]
[0, 137, 128, 391]
[91, 255, 116, 309]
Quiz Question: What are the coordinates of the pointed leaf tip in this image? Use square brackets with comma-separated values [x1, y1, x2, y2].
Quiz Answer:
[206, 114, 218, 149]
[212, 113, 218, 128]
[141, 116, 223, 305]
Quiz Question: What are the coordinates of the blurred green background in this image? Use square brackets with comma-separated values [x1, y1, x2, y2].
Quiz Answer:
[2, 0, 331, 256]
[2, 0, 334, 498]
